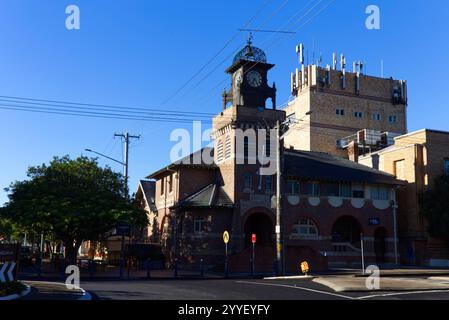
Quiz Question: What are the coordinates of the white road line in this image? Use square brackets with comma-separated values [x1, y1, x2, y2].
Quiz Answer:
[358, 289, 449, 300]
[236, 281, 355, 300]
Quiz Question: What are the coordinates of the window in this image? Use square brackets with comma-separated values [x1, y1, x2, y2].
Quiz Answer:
[352, 183, 365, 198]
[300, 182, 320, 196]
[294, 219, 318, 237]
[371, 186, 390, 200]
[389, 115, 397, 123]
[265, 132, 271, 157]
[244, 173, 253, 190]
[160, 178, 164, 195]
[354, 111, 363, 118]
[225, 135, 232, 160]
[322, 182, 340, 197]
[244, 136, 249, 162]
[168, 174, 173, 193]
[372, 113, 382, 121]
[287, 180, 300, 194]
[194, 217, 205, 234]
[217, 140, 224, 162]
[445, 159, 449, 176]
[336, 108, 345, 116]
[265, 176, 273, 192]
[340, 183, 352, 198]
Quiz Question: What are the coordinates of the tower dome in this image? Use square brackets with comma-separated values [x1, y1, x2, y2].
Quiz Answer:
[232, 34, 267, 65]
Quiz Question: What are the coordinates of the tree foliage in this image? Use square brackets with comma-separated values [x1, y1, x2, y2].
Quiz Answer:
[0, 156, 148, 262]
[420, 174, 449, 238]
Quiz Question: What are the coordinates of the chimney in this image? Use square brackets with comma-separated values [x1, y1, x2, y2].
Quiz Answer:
[348, 141, 359, 163]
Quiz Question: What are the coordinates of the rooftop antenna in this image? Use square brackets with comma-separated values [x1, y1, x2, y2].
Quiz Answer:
[333, 52, 337, 70]
[296, 43, 305, 65]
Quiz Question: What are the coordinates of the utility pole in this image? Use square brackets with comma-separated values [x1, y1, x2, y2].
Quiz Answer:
[114, 132, 140, 197]
[275, 120, 282, 276]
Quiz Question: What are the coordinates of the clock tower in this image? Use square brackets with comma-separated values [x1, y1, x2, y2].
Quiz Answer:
[222, 35, 277, 110]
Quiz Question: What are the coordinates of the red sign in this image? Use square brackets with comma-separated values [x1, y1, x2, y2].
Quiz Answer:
[251, 234, 256, 244]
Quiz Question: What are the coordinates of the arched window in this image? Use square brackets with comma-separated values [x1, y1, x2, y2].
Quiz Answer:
[217, 140, 224, 163]
[294, 219, 318, 237]
[244, 173, 253, 190]
[225, 135, 232, 160]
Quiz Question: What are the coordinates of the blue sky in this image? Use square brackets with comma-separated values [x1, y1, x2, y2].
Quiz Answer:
[1, 0, 449, 205]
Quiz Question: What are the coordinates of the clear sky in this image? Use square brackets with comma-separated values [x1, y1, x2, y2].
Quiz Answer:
[1, 0, 449, 205]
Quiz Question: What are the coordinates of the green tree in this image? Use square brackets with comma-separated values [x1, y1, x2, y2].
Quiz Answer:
[420, 174, 449, 238]
[0, 156, 148, 263]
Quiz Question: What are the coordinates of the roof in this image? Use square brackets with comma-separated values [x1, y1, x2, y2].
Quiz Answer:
[137, 180, 157, 212]
[284, 150, 406, 186]
[173, 184, 234, 209]
[147, 147, 216, 179]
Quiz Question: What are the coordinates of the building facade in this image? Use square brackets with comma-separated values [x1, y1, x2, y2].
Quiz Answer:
[284, 51, 408, 158]
[359, 129, 449, 266]
[144, 40, 404, 273]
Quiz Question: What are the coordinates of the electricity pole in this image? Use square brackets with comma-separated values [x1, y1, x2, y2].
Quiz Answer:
[275, 120, 282, 276]
[114, 132, 140, 197]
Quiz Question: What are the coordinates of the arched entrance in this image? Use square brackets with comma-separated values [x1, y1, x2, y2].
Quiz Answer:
[374, 227, 388, 264]
[332, 216, 362, 247]
[244, 213, 273, 247]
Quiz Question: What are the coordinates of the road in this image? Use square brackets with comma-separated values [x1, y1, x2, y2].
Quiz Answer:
[76, 278, 449, 300]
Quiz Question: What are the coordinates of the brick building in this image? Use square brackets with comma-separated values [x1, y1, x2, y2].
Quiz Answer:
[359, 129, 449, 267]
[144, 40, 405, 273]
[284, 50, 408, 158]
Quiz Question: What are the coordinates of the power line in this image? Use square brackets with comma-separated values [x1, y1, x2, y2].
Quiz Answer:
[194, 0, 329, 106]
[159, 0, 274, 106]
[0, 95, 215, 117]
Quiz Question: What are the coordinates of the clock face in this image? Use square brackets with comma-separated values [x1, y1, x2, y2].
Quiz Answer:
[246, 70, 262, 88]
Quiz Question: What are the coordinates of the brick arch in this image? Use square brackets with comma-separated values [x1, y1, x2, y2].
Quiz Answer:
[242, 206, 275, 227]
[331, 215, 365, 244]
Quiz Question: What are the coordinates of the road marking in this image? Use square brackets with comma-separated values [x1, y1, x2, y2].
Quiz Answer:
[236, 281, 355, 300]
[358, 289, 449, 300]
[24, 281, 92, 300]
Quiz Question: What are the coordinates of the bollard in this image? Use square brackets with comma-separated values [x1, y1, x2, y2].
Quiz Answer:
[146, 258, 152, 279]
[174, 258, 178, 278]
[200, 258, 204, 278]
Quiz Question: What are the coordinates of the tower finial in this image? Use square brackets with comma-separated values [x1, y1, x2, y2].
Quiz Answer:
[247, 32, 253, 46]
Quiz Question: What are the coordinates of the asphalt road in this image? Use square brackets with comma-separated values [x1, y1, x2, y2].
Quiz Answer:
[78, 278, 449, 300]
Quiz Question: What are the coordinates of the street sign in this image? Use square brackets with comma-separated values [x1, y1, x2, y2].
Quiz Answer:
[300, 261, 309, 275]
[223, 231, 230, 244]
[0, 244, 20, 262]
[251, 234, 256, 244]
[0, 262, 16, 283]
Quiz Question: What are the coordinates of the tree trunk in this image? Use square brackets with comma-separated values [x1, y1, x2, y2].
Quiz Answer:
[64, 241, 82, 265]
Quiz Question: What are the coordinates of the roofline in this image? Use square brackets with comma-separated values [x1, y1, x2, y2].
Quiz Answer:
[146, 163, 216, 179]
[395, 128, 449, 141]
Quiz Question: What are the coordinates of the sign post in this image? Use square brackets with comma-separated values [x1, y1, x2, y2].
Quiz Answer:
[251, 234, 256, 277]
[360, 233, 365, 275]
[223, 231, 229, 278]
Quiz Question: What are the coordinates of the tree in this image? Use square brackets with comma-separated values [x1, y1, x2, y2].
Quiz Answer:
[420, 174, 449, 239]
[0, 156, 148, 263]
